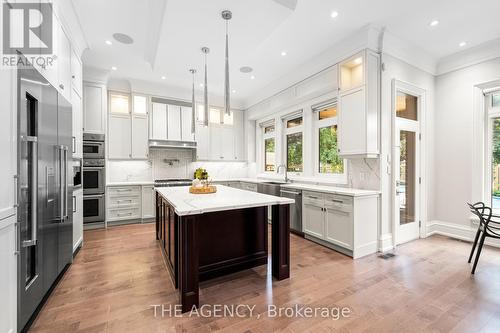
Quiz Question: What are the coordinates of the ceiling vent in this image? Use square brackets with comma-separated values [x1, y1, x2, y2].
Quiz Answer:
[113, 33, 134, 44]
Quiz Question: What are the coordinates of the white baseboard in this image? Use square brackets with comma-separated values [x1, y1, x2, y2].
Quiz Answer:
[73, 236, 83, 254]
[427, 220, 500, 248]
[378, 233, 394, 252]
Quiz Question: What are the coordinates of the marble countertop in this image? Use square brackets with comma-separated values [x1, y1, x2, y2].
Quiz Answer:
[107, 181, 154, 186]
[281, 183, 380, 197]
[156, 185, 294, 216]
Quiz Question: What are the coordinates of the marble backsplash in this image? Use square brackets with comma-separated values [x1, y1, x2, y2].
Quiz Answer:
[106, 149, 380, 191]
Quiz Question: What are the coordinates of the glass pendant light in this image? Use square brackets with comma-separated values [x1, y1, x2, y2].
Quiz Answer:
[201, 47, 210, 127]
[189, 69, 196, 134]
[222, 10, 232, 121]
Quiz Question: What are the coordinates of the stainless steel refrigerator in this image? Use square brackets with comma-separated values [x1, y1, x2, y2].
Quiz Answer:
[17, 62, 73, 331]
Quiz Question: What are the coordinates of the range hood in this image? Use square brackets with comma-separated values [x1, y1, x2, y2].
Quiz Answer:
[149, 139, 197, 150]
[149, 139, 197, 160]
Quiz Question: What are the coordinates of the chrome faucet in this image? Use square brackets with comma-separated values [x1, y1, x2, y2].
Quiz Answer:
[277, 164, 288, 183]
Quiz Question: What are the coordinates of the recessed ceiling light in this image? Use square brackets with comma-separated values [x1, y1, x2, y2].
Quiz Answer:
[354, 57, 362, 65]
[281, 51, 287, 56]
[250, 75, 255, 80]
[459, 41, 467, 47]
[111, 66, 117, 71]
[232, 89, 236, 93]
[199, 83, 204, 87]
[105, 40, 112, 45]
[429, 20, 439, 27]
[331, 11, 339, 18]
[161, 76, 166, 80]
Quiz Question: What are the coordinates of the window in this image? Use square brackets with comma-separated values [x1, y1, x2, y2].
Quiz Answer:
[262, 121, 276, 172]
[283, 113, 303, 172]
[265, 138, 275, 171]
[313, 102, 344, 176]
[489, 92, 500, 210]
[286, 132, 303, 172]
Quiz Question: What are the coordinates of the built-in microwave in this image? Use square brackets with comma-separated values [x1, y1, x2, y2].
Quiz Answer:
[83, 133, 105, 159]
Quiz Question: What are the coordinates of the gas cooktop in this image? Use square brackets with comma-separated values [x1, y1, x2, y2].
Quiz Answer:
[154, 179, 193, 187]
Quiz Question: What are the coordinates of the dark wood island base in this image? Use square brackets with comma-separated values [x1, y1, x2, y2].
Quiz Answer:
[156, 192, 290, 312]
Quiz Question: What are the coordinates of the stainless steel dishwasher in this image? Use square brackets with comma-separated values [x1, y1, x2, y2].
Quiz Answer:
[280, 188, 303, 235]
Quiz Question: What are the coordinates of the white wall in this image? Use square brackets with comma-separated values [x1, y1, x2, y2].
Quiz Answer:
[432, 57, 500, 233]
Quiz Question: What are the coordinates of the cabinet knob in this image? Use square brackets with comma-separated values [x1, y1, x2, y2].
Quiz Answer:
[59, 84, 65, 90]
[72, 75, 75, 79]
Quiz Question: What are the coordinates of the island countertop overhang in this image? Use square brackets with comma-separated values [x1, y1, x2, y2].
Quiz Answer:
[155, 185, 294, 216]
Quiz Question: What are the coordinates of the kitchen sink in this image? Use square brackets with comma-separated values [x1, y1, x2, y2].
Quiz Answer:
[263, 181, 288, 185]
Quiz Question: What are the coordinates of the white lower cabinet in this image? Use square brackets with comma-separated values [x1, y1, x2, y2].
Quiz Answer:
[302, 190, 378, 259]
[142, 185, 155, 220]
[72, 189, 83, 252]
[0, 215, 17, 333]
[106, 185, 155, 224]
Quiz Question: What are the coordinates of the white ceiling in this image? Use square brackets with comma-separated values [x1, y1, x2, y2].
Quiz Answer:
[74, 0, 500, 105]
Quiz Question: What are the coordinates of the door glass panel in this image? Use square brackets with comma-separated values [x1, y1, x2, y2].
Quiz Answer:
[491, 118, 500, 210]
[400, 131, 416, 224]
[287, 132, 303, 172]
[396, 92, 418, 121]
[133, 95, 147, 114]
[265, 138, 275, 171]
[110, 94, 129, 114]
[319, 125, 343, 174]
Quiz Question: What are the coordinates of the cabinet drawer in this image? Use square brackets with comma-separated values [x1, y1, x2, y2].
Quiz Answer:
[302, 191, 324, 206]
[107, 207, 141, 221]
[108, 196, 141, 208]
[324, 194, 353, 212]
[108, 186, 141, 198]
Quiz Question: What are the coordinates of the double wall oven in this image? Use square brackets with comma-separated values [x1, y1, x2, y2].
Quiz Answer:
[83, 134, 106, 225]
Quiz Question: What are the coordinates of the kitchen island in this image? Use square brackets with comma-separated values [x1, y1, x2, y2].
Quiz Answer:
[155, 185, 293, 312]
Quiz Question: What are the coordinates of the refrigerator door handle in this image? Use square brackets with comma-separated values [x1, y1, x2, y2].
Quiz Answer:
[59, 145, 65, 222]
[23, 136, 38, 247]
[64, 146, 69, 219]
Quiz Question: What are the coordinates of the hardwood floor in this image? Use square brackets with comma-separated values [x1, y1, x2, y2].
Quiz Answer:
[30, 223, 500, 333]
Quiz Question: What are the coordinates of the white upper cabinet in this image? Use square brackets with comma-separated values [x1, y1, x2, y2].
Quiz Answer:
[83, 82, 107, 134]
[56, 22, 71, 101]
[337, 50, 379, 158]
[108, 93, 149, 160]
[71, 89, 83, 158]
[167, 105, 182, 141]
[195, 121, 210, 160]
[151, 102, 167, 140]
[233, 110, 245, 161]
[71, 49, 83, 97]
[181, 107, 195, 142]
[131, 95, 149, 159]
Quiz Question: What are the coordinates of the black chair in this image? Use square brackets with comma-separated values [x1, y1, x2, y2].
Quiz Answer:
[467, 202, 500, 274]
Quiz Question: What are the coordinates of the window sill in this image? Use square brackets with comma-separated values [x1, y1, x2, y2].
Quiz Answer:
[255, 173, 348, 186]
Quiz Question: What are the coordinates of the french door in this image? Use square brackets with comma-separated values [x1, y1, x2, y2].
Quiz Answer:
[393, 85, 422, 245]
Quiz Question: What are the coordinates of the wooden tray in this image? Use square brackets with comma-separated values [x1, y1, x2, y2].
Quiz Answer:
[189, 185, 217, 194]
